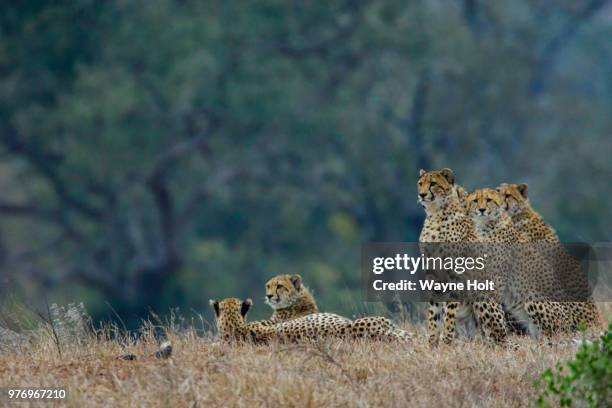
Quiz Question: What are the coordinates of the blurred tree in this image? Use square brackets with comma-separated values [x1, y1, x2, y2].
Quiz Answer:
[0, 0, 610, 324]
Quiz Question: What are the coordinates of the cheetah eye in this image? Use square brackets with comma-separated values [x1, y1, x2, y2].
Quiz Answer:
[430, 182, 437, 187]
[486, 198, 492, 202]
[277, 284, 283, 290]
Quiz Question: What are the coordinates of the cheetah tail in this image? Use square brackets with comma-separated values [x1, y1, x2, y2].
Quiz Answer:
[391, 329, 413, 342]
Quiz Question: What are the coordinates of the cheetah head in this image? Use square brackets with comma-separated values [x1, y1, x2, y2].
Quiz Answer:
[466, 188, 505, 223]
[417, 168, 457, 208]
[496, 183, 529, 215]
[209, 297, 252, 340]
[265, 274, 303, 310]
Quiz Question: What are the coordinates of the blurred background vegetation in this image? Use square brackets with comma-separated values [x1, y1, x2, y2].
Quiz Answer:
[1, 0, 611, 327]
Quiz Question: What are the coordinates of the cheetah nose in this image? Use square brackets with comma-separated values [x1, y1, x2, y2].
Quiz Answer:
[479, 208, 486, 214]
[419, 193, 427, 199]
[266, 294, 273, 300]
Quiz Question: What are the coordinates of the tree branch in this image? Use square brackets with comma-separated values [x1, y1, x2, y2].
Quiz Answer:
[529, 0, 609, 96]
[147, 136, 211, 185]
[461, 0, 482, 34]
[408, 70, 432, 170]
[0, 128, 104, 219]
[176, 166, 245, 229]
[377, 69, 432, 170]
[0, 201, 58, 220]
[0, 200, 83, 240]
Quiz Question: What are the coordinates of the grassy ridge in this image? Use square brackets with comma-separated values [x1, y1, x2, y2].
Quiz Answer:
[0, 304, 609, 408]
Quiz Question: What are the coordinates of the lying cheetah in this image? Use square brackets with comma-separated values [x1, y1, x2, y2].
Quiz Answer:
[418, 168, 508, 345]
[497, 183, 600, 328]
[261, 274, 318, 325]
[262, 275, 410, 340]
[209, 298, 411, 344]
[466, 189, 596, 337]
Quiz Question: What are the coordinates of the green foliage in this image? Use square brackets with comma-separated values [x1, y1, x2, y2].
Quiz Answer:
[1, 1, 612, 323]
[537, 324, 612, 408]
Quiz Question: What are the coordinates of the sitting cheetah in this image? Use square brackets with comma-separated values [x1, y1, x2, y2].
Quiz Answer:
[209, 298, 411, 344]
[418, 168, 508, 345]
[496, 183, 600, 328]
[261, 274, 318, 325]
[445, 181, 528, 334]
[496, 183, 558, 241]
[466, 189, 597, 337]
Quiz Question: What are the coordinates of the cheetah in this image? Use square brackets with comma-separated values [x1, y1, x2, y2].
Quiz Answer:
[209, 298, 411, 344]
[496, 183, 600, 328]
[447, 181, 517, 333]
[261, 274, 412, 339]
[261, 274, 318, 325]
[262, 274, 403, 338]
[466, 188, 597, 337]
[496, 183, 556, 241]
[418, 168, 508, 345]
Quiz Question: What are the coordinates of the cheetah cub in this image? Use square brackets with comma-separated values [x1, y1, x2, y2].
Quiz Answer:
[418, 168, 508, 345]
[466, 188, 595, 337]
[496, 183, 600, 329]
[262, 274, 318, 324]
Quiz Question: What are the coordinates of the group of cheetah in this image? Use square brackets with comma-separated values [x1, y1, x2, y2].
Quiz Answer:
[418, 168, 600, 346]
[208, 168, 601, 347]
[210, 274, 411, 344]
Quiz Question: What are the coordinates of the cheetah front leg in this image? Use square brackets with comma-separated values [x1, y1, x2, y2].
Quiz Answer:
[441, 302, 459, 345]
[428, 301, 444, 346]
[472, 301, 507, 344]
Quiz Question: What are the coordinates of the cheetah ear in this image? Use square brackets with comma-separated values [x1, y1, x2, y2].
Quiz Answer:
[240, 298, 253, 317]
[290, 274, 303, 290]
[419, 169, 426, 177]
[209, 299, 220, 317]
[456, 185, 467, 199]
[517, 183, 528, 198]
[440, 168, 455, 185]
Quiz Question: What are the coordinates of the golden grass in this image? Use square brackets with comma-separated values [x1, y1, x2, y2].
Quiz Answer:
[0, 306, 609, 408]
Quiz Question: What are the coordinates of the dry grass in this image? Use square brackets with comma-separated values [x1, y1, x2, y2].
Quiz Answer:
[0, 306, 609, 408]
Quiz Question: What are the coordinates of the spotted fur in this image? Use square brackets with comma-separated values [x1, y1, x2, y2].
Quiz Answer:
[261, 274, 318, 325]
[418, 169, 508, 345]
[467, 188, 599, 336]
[496, 183, 601, 329]
[209, 298, 411, 344]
